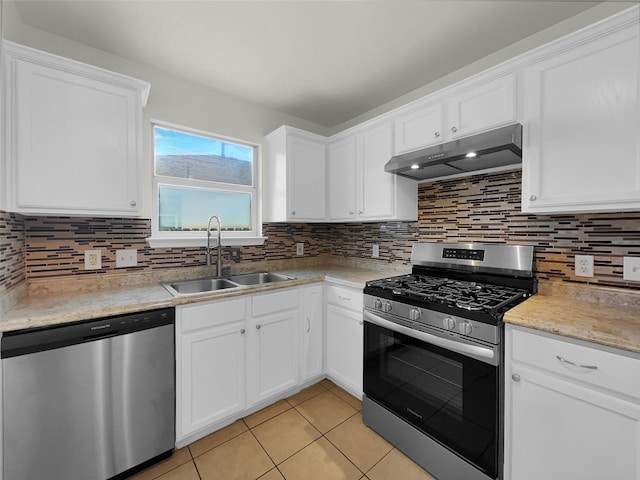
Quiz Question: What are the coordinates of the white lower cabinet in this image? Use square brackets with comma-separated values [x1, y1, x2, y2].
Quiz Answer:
[505, 324, 640, 480]
[325, 284, 364, 398]
[176, 297, 247, 441]
[300, 285, 324, 382]
[247, 289, 300, 406]
[176, 284, 326, 445]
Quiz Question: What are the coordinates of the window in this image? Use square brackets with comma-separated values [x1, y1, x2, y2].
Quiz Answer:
[148, 122, 265, 247]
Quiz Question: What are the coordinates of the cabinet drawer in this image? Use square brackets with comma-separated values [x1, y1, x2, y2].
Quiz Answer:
[327, 285, 363, 313]
[252, 289, 299, 317]
[511, 327, 640, 400]
[180, 298, 246, 333]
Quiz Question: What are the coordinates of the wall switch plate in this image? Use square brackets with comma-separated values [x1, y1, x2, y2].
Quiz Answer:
[296, 243, 304, 256]
[574, 254, 594, 277]
[116, 249, 137, 268]
[623, 257, 640, 281]
[229, 248, 241, 261]
[84, 250, 102, 270]
[372, 244, 380, 258]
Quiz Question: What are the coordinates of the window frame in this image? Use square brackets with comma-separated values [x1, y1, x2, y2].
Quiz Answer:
[147, 120, 265, 248]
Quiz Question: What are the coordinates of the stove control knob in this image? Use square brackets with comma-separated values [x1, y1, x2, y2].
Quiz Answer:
[459, 321, 473, 335]
[443, 317, 456, 330]
[409, 309, 421, 321]
[383, 301, 392, 313]
[373, 298, 383, 310]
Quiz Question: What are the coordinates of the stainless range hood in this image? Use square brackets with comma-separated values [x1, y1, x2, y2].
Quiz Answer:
[385, 123, 523, 181]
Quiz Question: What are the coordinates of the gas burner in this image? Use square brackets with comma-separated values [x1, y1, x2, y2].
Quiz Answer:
[365, 272, 530, 319]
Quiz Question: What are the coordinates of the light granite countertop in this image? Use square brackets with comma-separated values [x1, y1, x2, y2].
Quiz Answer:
[504, 281, 640, 354]
[0, 265, 397, 333]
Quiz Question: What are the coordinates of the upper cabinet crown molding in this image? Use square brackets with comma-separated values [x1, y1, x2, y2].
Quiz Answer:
[2, 41, 151, 217]
[2, 41, 150, 105]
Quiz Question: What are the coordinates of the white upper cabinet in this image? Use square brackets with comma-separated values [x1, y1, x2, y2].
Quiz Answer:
[394, 101, 444, 154]
[2, 41, 149, 217]
[393, 74, 516, 155]
[327, 135, 357, 221]
[521, 8, 640, 213]
[447, 74, 516, 140]
[264, 125, 326, 222]
[328, 121, 417, 222]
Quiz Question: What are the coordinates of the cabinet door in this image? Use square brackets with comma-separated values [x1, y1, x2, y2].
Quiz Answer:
[300, 285, 324, 382]
[522, 25, 640, 213]
[393, 101, 444, 154]
[288, 135, 326, 220]
[247, 309, 299, 405]
[447, 74, 516, 140]
[326, 304, 363, 398]
[179, 321, 246, 438]
[327, 136, 357, 220]
[8, 50, 145, 216]
[358, 122, 395, 220]
[507, 364, 640, 480]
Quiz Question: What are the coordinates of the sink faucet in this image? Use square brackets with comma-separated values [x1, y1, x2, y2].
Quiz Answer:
[206, 214, 223, 277]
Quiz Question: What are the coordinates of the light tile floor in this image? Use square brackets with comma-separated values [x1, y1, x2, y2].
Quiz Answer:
[130, 379, 436, 480]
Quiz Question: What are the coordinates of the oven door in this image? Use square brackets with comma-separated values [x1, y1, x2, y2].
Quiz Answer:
[363, 309, 500, 479]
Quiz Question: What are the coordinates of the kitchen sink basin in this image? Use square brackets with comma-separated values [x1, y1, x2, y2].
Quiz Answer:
[163, 272, 296, 296]
[227, 272, 295, 286]
[164, 278, 239, 295]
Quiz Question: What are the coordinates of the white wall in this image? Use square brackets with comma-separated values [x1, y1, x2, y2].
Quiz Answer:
[0, 0, 330, 218]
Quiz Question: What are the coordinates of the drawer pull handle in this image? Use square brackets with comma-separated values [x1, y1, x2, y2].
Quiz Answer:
[306, 317, 311, 333]
[556, 355, 598, 370]
[338, 296, 351, 301]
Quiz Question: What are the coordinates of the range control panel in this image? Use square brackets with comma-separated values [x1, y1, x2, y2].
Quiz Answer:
[442, 248, 485, 261]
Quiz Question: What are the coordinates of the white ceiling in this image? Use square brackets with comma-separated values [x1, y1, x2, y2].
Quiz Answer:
[10, 0, 618, 128]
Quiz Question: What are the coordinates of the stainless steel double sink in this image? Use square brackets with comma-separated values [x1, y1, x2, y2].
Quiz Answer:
[163, 272, 296, 296]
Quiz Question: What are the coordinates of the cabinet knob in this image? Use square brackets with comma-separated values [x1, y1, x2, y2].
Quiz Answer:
[359, 320, 364, 325]
[357, 210, 363, 215]
[512, 374, 521, 382]
[434, 131, 440, 138]
[240, 328, 246, 335]
[291, 211, 296, 216]
[530, 195, 537, 201]
[348, 211, 354, 215]
[130, 201, 137, 207]
[451, 126, 458, 133]
[256, 324, 261, 330]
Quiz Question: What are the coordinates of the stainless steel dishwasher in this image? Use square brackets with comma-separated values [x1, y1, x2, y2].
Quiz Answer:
[1, 307, 175, 480]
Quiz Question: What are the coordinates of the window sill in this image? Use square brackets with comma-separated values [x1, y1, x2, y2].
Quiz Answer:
[146, 236, 268, 248]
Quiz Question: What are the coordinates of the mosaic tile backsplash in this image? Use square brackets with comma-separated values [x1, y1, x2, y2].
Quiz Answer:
[2, 170, 640, 293]
[0, 211, 25, 292]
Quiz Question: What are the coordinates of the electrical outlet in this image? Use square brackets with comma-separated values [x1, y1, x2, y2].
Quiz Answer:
[116, 249, 137, 268]
[372, 244, 380, 258]
[84, 250, 102, 270]
[296, 243, 304, 256]
[229, 248, 241, 261]
[623, 257, 640, 281]
[574, 255, 594, 277]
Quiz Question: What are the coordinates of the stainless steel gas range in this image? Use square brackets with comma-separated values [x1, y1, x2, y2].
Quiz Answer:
[362, 242, 536, 480]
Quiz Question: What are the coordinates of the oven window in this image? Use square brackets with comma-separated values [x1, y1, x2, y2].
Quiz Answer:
[364, 322, 499, 478]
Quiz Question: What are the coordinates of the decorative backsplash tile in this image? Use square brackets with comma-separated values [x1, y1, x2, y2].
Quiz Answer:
[0, 211, 26, 292]
[2, 170, 640, 293]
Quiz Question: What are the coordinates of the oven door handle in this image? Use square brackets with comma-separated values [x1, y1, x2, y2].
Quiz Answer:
[363, 310, 496, 363]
